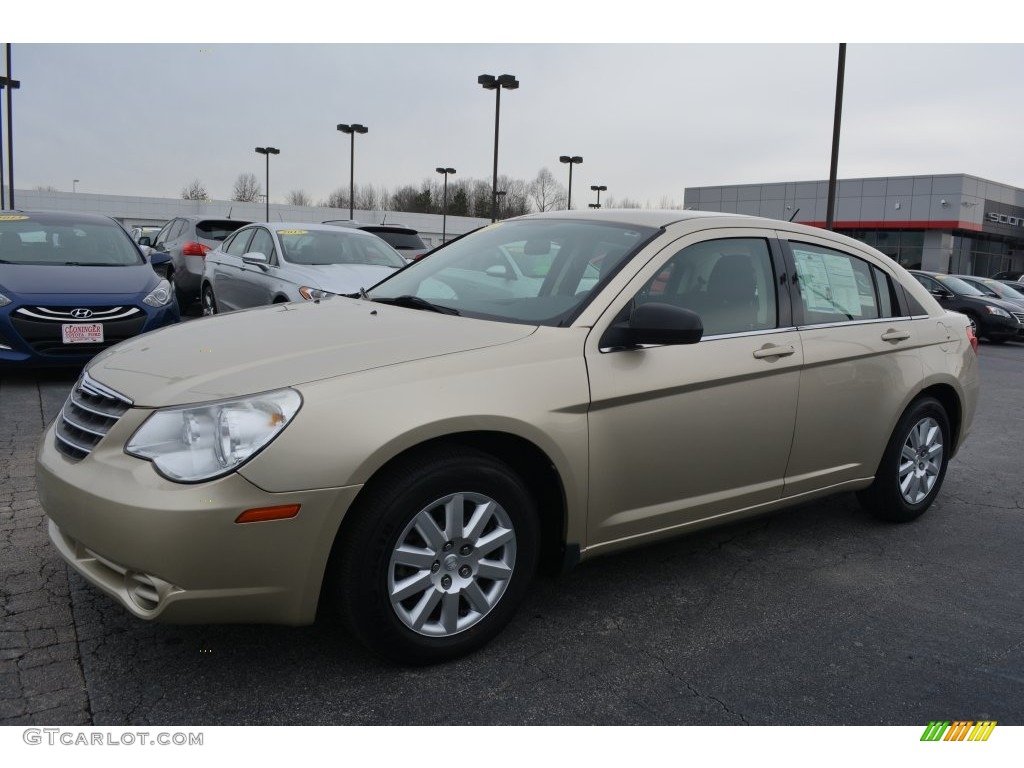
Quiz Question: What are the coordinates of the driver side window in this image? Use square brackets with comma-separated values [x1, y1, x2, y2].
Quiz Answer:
[633, 238, 778, 337]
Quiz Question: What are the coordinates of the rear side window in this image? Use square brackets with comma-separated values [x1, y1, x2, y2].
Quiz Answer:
[196, 220, 248, 241]
[364, 229, 426, 250]
[791, 242, 892, 324]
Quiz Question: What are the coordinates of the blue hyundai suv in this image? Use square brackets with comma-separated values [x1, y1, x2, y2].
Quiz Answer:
[0, 210, 180, 367]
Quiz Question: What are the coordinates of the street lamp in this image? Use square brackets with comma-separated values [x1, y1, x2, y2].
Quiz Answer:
[1, 45, 19, 209]
[435, 167, 456, 243]
[254, 146, 280, 222]
[558, 155, 582, 209]
[73, 179, 79, 193]
[590, 184, 607, 209]
[494, 190, 507, 220]
[337, 123, 368, 220]
[478, 73, 519, 223]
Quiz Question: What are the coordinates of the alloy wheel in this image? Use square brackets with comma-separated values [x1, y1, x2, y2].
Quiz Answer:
[898, 416, 943, 504]
[387, 491, 516, 637]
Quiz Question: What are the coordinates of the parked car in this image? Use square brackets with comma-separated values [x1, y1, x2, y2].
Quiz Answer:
[909, 270, 1023, 343]
[990, 270, 1024, 281]
[323, 220, 429, 261]
[149, 215, 250, 306]
[0, 210, 179, 366]
[37, 210, 979, 664]
[955, 275, 1024, 311]
[200, 222, 407, 314]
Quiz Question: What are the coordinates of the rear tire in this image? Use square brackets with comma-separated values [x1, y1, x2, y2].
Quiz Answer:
[857, 397, 951, 523]
[328, 447, 539, 664]
[169, 270, 192, 308]
[201, 284, 218, 316]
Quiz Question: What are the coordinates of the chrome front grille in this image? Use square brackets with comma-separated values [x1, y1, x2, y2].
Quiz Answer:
[54, 373, 134, 461]
[1012, 311, 1024, 325]
[15, 305, 142, 322]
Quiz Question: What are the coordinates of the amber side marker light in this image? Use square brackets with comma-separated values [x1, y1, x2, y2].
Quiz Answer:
[235, 505, 301, 524]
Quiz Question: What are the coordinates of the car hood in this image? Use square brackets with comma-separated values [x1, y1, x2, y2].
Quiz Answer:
[960, 295, 1022, 313]
[285, 263, 399, 293]
[0, 263, 156, 295]
[85, 298, 536, 407]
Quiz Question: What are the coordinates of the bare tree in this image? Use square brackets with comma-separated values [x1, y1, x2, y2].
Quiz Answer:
[389, 185, 420, 213]
[617, 197, 643, 209]
[497, 175, 530, 218]
[285, 190, 313, 206]
[658, 195, 684, 210]
[321, 188, 349, 209]
[34, 185, 60, 192]
[181, 179, 208, 200]
[529, 167, 566, 212]
[231, 173, 261, 202]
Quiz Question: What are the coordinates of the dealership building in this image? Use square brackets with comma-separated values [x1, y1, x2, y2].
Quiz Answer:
[683, 173, 1024, 277]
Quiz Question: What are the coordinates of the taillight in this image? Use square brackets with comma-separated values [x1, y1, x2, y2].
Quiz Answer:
[966, 323, 979, 354]
[182, 241, 210, 257]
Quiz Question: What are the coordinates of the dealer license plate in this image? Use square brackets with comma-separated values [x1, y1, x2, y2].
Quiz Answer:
[61, 323, 104, 344]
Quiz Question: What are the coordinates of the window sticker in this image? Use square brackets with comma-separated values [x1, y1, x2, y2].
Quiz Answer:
[277, 229, 308, 236]
[792, 248, 862, 316]
[0, 214, 29, 221]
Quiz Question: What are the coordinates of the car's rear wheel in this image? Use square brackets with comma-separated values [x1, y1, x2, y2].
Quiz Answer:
[201, 284, 218, 316]
[858, 396, 951, 523]
[329, 447, 538, 664]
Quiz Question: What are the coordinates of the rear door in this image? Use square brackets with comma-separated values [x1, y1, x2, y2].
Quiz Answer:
[779, 234, 933, 496]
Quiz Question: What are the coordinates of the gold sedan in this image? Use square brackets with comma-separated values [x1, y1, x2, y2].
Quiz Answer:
[37, 210, 979, 664]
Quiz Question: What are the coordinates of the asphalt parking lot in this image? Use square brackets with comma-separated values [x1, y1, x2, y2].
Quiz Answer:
[1, 336, 1022, 726]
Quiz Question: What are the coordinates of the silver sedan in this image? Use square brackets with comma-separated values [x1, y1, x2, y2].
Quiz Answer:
[200, 222, 406, 314]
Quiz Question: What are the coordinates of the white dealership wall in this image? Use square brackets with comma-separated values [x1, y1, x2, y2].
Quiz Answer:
[8, 189, 492, 248]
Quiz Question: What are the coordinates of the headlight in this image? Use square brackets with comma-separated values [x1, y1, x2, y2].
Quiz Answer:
[125, 388, 302, 482]
[0, 292, 10, 308]
[298, 286, 333, 301]
[983, 305, 1010, 318]
[143, 279, 173, 307]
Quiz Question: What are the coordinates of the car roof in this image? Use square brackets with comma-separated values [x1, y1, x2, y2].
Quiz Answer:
[0, 209, 121, 226]
[259, 222, 385, 239]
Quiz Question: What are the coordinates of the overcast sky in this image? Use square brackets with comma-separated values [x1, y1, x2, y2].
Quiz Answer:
[6, 7, 1022, 208]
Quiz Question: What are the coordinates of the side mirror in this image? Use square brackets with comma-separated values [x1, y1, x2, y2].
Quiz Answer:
[930, 288, 953, 299]
[601, 302, 704, 349]
[139, 236, 153, 247]
[485, 264, 515, 280]
[242, 251, 268, 268]
[148, 250, 171, 278]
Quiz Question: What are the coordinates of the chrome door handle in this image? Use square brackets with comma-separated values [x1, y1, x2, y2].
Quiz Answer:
[752, 344, 796, 359]
[881, 329, 911, 342]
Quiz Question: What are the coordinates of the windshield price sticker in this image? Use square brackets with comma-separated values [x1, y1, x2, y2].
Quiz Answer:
[62, 323, 104, 344]
[278, 229, 308, 236]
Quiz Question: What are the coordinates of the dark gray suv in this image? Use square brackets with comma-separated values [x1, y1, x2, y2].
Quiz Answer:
[151, 216, 251, 306]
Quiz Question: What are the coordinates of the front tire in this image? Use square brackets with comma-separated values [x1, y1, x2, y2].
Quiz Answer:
[330, 447, 539, 664]
[857, 397, 951, 523]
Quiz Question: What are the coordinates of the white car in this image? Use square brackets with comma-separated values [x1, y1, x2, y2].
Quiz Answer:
[200, 222, 406, 314]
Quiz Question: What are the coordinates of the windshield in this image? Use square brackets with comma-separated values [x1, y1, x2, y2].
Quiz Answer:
[278, 229, 406, 268]
[366, 230, 427, 251]
[0, 218, 143, 266]
[368, 219, 658, 326]
[998, 282, 1024, 300]
[935, 275, 984, 296]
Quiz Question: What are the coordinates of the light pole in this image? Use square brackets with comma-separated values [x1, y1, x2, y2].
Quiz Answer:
[825, 43, 846, 231]
[73, 179, 79, 193]
[337, 123, 368, 220]
[2, 45, 18, 209]
[436, 167, 456, 243]
[559, 155, 582, 209]
[254, 146, 279, 222]
[478, 73, 519, 223]
[494, 190, 507, 220]
[590, 184, 607, 209]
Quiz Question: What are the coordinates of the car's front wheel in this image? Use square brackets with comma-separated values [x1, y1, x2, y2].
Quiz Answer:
[329, 447, 539, 664]
[858, 396, 951, 523]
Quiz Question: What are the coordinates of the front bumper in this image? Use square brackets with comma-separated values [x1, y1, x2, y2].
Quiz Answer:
[0, 301, 179, 366]
[37, 415, 360, 625]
